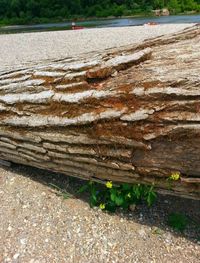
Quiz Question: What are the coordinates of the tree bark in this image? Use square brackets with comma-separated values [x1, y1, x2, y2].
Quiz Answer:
[0, 25, 200, 199]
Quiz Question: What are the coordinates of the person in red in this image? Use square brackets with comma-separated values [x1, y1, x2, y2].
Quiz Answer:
[71, 21, 76, 30]
[71, 19, 84, 30]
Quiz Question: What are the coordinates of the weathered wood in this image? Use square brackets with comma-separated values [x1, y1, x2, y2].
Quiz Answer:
[0, 25, 200, 199]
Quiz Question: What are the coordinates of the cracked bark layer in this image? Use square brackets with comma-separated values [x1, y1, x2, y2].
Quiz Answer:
[0, 25, 200, 199]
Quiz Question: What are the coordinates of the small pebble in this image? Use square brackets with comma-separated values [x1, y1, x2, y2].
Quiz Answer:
[7, 226, 12, 231]
[13, 253, 20, 260]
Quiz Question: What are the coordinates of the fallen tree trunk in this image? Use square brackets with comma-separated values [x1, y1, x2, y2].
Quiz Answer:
[0, 25, 200, 199]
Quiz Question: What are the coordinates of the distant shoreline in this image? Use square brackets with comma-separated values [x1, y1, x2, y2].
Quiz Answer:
[0, 14, 148, 27]
[0, 11, 199, 28]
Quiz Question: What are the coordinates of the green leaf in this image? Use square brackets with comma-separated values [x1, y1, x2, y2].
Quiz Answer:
[110, 188, 117, 194]
[78, 184, 88, 193]
[146, 191, 157, 206]
[132, 185, 141, 199]
[90, 196, 97, 207]
[110, 188, 117, 201]
[122, 183, 131, 191]
[111, 193, 116, 202]
[91, 192, 97, 202]
[115, 196, 124, 206]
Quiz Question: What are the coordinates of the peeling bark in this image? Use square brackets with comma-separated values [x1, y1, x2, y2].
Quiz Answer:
[0, 25, 200, 199]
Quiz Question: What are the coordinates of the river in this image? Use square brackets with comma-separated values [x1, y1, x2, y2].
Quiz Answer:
[0, 14, 200, 34]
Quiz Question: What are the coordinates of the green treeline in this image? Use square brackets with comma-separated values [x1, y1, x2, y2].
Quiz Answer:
[0, 0, 200, 25]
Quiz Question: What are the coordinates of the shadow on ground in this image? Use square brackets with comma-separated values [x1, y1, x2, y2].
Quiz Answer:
[3, 162, 200, 244]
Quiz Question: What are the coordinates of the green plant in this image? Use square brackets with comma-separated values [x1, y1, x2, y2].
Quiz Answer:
[167, 212, 188, 232]
[78, 181, 157, 212]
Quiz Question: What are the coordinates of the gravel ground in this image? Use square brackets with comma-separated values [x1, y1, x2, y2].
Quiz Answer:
[0, 24, 194, 72]
[0, 164, 199, 263]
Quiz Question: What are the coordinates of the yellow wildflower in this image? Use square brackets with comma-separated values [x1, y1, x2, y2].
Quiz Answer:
[99, 203, 105, 210]
[170, 172, 180, 181]
[106, 181, 113, 189]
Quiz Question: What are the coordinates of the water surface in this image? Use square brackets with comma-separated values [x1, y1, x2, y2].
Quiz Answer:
[0, 14, 200, 34]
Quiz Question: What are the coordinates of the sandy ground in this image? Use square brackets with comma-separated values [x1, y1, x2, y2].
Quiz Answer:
[0, 24, 199, 262]
[0, 164, 199, 263]
[0, 24, 194, 73]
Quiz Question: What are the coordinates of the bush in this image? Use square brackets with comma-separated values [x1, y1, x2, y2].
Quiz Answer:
[79, 181, 157, 212]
